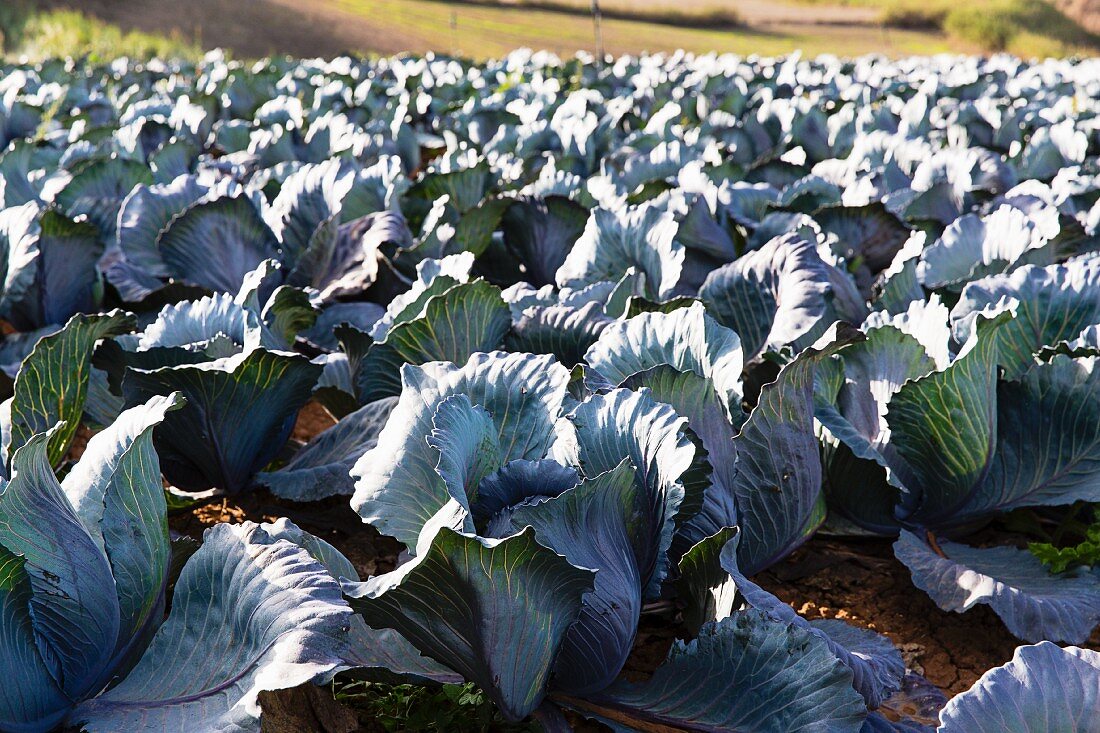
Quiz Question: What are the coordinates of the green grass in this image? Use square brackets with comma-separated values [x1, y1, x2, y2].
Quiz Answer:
[2, 6, 201, 61]
[2, 0, 1091, 65]
[8, 0, 1092, 62]
[328, 0, 953, 58]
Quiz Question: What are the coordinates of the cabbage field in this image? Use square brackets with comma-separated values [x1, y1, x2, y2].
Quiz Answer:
[0, 48, 1098, 732]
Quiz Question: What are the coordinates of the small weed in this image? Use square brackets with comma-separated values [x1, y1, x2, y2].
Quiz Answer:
[1029, 507, 1100, 574]
[334, 679, 541, 732]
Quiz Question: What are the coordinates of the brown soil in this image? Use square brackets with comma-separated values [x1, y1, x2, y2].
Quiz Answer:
[167, 400, 400, 580]
[169, 489, 402, 582]
[1058, 0, 1100, 33]
[759, 538, 1012, 695]
[292, 400, 338, 444]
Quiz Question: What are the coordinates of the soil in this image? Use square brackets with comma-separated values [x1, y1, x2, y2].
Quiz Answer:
[293, 400, 338, 443]
[162, 400, 1100, 728]
[1058, 0, 1100, 33]
[756, 537, 1067, 696]
[169, 488, 403, 582]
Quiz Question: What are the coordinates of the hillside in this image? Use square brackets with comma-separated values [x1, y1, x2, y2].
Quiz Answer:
[4, 0, 1099, 60]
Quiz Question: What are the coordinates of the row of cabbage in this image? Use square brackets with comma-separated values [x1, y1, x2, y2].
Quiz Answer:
[0, 48, 1098, 732]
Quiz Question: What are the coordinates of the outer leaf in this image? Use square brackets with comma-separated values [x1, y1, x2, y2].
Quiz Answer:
[620, 366, 737, 512]
[556, 203, 684, 300]
[720, 536, 905, 708]
[951, 260, 1100, 378]
[0, 542, 71, 733]
[968, 355, 1100, 516]
[355, 279, 511, 403]
[0, 201, 40, 325]
[8, 310, 136, 467]
[812, 620, 907, 710]
[689, 324, 864, 574]
[342, 622, 464, 685]
[452, 197, 511, 258]
[368, 253, 474, 342]
[497, 460, 646, 695]
[0, 142, 58, 207]
[0, 432, 120, 702]
[563, 611, 867, 733]
[313, 212, 410, 301]
[1038, 324, 1100, 359]
[136, 293, 261, 353]
[259, 517, 359, 581]
[410, 162, 491, 214]
[894, 530, 1100, 644]
[506, 302, 611, 368]
[116, 176, 210, 281]
[917, 206, 1048, 290]
[887, 311, 1011, 528]
[32, 211, 105, 329]
[937, 642, 1100, 733]
[865, 296, 952, 371]
[302, 302, 384, 352]
[61, 393, 184, 670]
[260, 285, 317, 348]
[345, 526, 594, 721]
[266, 159, 352, 262]
[501, 196, 588, 286]
[83, 366, 124, 430]
[158, 195, 281, 294]
[55, 157, 152, 238]
[817, 203, 911, 275]
[121, 349, 322, 494]
[815, 324, 937, 534]
[71, 521, 351, 733]
[252, 518, 460, 684]
[674, 526, 740, 635]
[257, 397, 396, 501]
[873, 232, 926, 315]
[585, 301, 744, 413]
[700, 233, 834, 360]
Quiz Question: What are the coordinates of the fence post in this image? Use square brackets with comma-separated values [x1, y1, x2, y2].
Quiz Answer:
[591, 0, 603, 68]
[450, 10, 458, 57]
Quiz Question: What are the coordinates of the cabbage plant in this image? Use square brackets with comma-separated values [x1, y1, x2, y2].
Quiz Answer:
[0, 396, 351, 732]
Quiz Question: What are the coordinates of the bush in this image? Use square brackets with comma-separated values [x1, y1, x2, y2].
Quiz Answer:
[944, 3, 1019, 50]
[880, 1, 950, 31]
[9, 9, 201, 61]
[944, 0, 1100, 55]
[873, 0, 1100, 56]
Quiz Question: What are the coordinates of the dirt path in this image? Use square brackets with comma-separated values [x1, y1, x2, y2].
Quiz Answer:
[729, 0, 880, 27]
